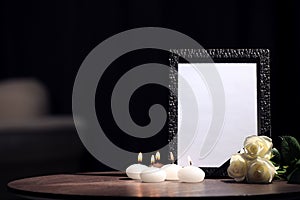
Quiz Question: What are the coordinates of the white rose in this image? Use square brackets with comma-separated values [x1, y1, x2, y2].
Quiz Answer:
[246, 157, 277, 183]
[227, 154, 247, 182]
[244, 135, 273, 159]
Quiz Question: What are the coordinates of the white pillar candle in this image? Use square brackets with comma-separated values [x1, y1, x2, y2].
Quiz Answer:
[178, 156, 205, 183]
[126, 152, 148, 180]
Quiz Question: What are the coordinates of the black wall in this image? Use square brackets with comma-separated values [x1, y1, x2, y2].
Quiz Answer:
[1, 0, 300, 148]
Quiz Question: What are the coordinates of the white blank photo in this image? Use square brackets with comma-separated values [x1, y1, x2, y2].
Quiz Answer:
[178, 63, 258, 167]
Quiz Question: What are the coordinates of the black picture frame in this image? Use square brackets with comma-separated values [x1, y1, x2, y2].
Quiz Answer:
[168, 49, 271, 177]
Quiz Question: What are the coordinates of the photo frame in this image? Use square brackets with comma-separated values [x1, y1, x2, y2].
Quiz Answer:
[168, 49, 271, 177]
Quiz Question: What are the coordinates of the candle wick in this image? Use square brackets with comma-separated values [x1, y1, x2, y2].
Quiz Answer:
[189, 160, 192, 166]
[170, 158, 174, 164]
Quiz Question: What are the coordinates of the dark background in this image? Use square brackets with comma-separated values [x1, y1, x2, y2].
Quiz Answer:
[1, 0, 300, 198]
[1, 0, 299, 139]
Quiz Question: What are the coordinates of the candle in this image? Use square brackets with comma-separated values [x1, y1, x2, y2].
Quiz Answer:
[161, 152, 182, 180]
[152, 151, 164, 168]
[126, 152, 148, 180]
[140, 155, 166, 183]
[178, 156, 205, 183]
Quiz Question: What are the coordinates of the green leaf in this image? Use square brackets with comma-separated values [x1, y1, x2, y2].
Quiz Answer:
[296, 159, 300, 167]
[287, 167, 300, 184]
[271, 148, 281, 165]
[280, 136, 300, 166]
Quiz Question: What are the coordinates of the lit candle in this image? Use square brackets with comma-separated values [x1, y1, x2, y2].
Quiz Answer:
[140, 155, 166, 183]
[161, 152, 182, 180]
[152, 151, 164, 168]
[126, 152, 148, 180]
[177, 156, 205, 183]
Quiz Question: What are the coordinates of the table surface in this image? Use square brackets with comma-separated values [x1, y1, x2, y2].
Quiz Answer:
[7, 171, 300, 199]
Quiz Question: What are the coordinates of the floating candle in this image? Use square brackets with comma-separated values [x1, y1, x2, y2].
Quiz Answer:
[126, 152, 148, 180]
[161, 152, 182, 180]
[152, 151, 164, 168]
[140, 155, 166, 183]
[178, 156, 205, 183]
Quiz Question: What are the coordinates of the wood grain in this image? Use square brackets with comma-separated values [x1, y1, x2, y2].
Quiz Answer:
[7, 172, 300, 199]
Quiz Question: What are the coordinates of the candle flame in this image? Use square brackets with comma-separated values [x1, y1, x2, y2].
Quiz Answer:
[151, 155, 155, 165]
[170, 152, 174, 163]
[188, 155, 193, 166]
[155, 151, 160, 161]
[138, 152, 142, 163]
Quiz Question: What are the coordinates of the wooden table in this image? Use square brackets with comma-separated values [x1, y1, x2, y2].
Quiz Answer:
[7, 171, 300, 199]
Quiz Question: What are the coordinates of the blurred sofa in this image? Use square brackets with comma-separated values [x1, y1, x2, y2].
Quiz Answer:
[0, 79, 104, 199]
